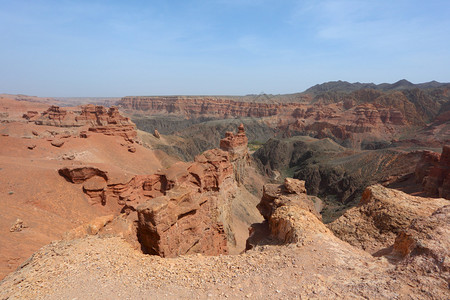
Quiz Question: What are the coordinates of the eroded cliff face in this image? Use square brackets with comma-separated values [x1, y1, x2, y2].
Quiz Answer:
[136, 149, 234, 257]
[415, 145, 450, 199]
[28, 104, 137, 141]
[119, 94, 418, 149]
[59, 149, 237, 257]
[219, 123, 249, 185]
[58, 125, 253, 257]
[118, 96, 284, 118]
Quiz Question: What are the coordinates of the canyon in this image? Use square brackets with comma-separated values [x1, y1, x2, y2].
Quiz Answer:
[0, 80, 449, 299]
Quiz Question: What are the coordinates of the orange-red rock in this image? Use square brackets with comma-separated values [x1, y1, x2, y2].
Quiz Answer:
[29, 104, 137, 141]
[247, 178, 322, 248]
[58, 166, 108, 184]
[219, 124, 249, 184]
[328, 184, 450, 254]
[419, 145, 450, 199]
[59, 147, 237, 257]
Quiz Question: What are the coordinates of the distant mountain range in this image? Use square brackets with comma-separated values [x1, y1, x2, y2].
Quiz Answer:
[303, 80, 450, 95]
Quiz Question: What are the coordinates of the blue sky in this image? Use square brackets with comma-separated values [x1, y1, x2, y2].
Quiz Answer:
[0, 0, 449, 96]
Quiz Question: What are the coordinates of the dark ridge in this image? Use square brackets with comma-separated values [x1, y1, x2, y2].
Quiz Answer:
[303, 80, 450, 95]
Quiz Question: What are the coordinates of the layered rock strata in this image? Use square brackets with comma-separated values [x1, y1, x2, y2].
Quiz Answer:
[118, 96, 284, 118]
[136, 149, 235, 257]
[219, 123, 249, 185]
[415, 145, 450, 199]
[119, 95, 411, 147]
[59, 149, 239, 257]
[28, 105, 137, 141]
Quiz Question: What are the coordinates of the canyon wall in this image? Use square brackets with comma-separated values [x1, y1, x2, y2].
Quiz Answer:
[118, 94, 415, 148]
[59, 124, 251, 257]
[118, 96, 296, 118]
[416, 145, 450, 199]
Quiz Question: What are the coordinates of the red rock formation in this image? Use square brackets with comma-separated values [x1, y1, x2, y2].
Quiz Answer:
[219, 124, 249, 184]
[257, 178, 321, 222]
[219, 124, 248, 159]
[119, 95, 419, 147]
[137, 188, 228, 257]
[76, 105, 132, 126]
[58, 148, 237, 257]
[135, 149, 235, 257]
[418, 145, 450, 199]
[118, 96, 284, 118]
[28, 104, 137, 141]
[82, 176, 108, 205]
[35, 106, 78, 127]
[415, 150, 441, 184]
[58, 166, 108, 184]
[22, 111, 39, 121]
[389, 205, 450, 292]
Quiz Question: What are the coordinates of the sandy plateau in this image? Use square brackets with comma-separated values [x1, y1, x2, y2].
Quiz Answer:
[0, 84, 449, 299]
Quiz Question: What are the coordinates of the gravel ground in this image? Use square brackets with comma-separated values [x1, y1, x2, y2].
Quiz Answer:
[1, 233, 438, 300]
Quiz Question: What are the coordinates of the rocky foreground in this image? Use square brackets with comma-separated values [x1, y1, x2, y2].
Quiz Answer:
[0, 182, 448, 299]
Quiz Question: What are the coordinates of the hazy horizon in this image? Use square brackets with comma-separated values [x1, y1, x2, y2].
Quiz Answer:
[1, 0, 449, 97]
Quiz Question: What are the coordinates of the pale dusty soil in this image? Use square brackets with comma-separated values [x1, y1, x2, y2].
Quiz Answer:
[0, 233, 436, 300]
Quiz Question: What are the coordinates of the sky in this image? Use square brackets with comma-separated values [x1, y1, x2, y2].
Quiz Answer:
[0, 0, 449, 97]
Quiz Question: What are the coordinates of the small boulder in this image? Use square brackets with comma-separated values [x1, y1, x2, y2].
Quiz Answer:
[62, 154, 75, 160]
[284, 178, 307, 194]
[128, 145, 136, 153]
[153, 129, 161, 139]
[51, 140, 64, 147]
[79, 131, 91, 138]
[10, 219, 28, 232]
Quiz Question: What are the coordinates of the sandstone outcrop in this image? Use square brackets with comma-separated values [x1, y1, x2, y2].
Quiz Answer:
[328, 184, 450, 254]
[22, 111, 39, 120]
[257, 178, 321, 221]
[392, 205, 449, 271]
[34, 106, 76, 127]
[136, 149, 236, 257]
[29, 105, 137, 141]
[137, 188, 228, 257]
[393, 205, 449, 256]
[415, 150, 441, 184]
[219, 123, 249, 184]
[417, 145, 450, 199]
[386, 205, 450, 295]
[58, 166, 108, 184]
[59, 146, 238, 257]
[247, 178, 323, 248]
[153, 129, 160, 139]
